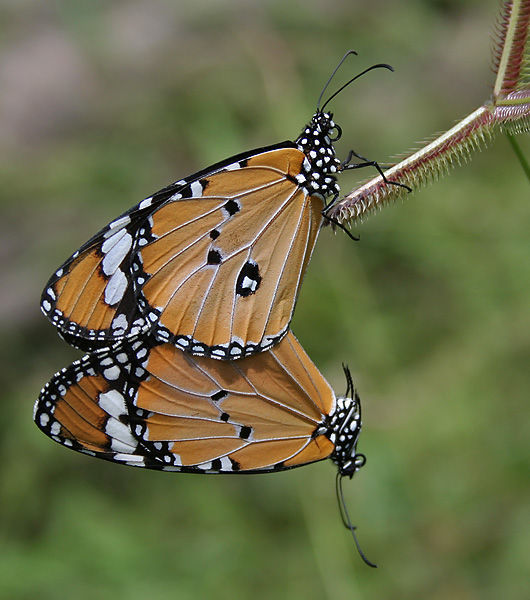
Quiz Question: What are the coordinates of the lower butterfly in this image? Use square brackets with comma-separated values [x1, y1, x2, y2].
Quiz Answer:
[35, 330, 376, 564]
[34, 331, 364, 477]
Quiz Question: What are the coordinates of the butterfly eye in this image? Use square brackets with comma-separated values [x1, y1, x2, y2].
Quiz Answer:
[354, 453, 366, 469]
[35, 332, 352, 476]
[328, 124, 342, 141]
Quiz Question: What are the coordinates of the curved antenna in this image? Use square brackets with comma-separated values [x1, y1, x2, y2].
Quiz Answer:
[342, 363, 354, 398]
[320, 63, 394, 112]
[317, 50, 358, 110]
[336, 472, 377, 568]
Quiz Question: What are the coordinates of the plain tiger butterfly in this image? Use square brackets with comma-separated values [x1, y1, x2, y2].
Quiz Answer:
[33, 331, 376, 567]
[34, 331, 365, 477]
[34, 330, 374, 564]
[40, 52, 403, 360]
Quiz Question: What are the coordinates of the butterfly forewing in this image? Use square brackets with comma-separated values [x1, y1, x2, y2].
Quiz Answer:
[137, 146, 325, 358]
[40, 185, 182, 351]
[41, 128, 333, 358]
[34, 332, 336, 473]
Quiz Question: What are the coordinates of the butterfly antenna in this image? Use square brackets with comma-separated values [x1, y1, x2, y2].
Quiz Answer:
[317, 50, 358, 110]
[342, 363, 354, 398]
[336, 472, 377, 568]
[320, 63, 394, 112]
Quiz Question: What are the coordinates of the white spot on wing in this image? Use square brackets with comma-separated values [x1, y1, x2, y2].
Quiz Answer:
[106, 418, 137, 452]
[241, 276, 257, 292]
[102, 233, 132, 276]
[224, 162, 242, 171]
[139, 197, 153, 210]
[101, 228, 127, 253]
[109, 216, 131, 230]
[104, 270, 128, 305]
[112, 314, 129, 331]
[98, 390, 127, 419]
[103, 366, 120, 380]
[190, 181, 203, 197]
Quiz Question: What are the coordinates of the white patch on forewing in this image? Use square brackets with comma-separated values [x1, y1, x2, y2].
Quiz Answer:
[190, 181, 203, 197]
[98, 390, 127, 419]
[101, 228, 127, 253]
[139, 197, 153, 210]
[106, 418, 138, 453]
[108, 216, 131, 231]
[104, 269, 128, 305]
[102, 232, 133, 276]
[42, 299, 51, 312]
[241, 276, 257, 292]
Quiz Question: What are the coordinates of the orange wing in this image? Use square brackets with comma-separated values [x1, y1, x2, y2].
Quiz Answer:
[34, 332, 337, 473]
[40, 188, 176, 351]
[138, 147, 324, 359]
[41, 144, 323, 357]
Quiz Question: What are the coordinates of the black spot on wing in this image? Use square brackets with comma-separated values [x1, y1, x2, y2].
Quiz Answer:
[211, 390, 228, 402]
[239, 426, 251, 440]
[223, 199, 240, 216]
[210, 229, 220, 240]
[235, 261, 261, 297]
[207, 249, 222, 265]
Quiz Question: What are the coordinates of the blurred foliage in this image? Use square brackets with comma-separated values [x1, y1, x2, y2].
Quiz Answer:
[0, 1, 528, 599]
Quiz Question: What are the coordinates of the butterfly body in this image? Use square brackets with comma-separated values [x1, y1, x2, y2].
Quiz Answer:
[41, 112, 343, 359]
[34, 331, 363, 476]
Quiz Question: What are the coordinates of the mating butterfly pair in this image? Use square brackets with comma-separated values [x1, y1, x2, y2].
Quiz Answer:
[36, 107, 366, 478]
[35, 53, 395, 565]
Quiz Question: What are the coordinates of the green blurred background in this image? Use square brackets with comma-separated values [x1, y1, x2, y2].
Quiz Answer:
[1, 1, 528, 598]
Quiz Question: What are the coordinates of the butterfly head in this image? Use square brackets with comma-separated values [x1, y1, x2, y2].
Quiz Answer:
[295, 111, 342, 198]
[328, 365, 365, 478]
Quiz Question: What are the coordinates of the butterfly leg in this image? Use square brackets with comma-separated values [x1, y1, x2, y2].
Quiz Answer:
[321, 193, 359, 242]
[341, 149, 412, 193]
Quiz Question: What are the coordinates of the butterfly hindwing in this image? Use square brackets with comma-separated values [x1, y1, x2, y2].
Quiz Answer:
[34, 332, 337, 473]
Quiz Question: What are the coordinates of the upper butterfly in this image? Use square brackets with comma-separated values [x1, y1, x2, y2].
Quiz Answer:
[41, 56, 395, 359]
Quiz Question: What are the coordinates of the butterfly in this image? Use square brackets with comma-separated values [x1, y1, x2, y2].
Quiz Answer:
[34, 331, 365, 477]
[40, 54, 400, 360]
[35, 330, 375, 564]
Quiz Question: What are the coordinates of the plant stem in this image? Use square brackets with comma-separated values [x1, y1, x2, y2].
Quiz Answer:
[505, 133, 530, 182]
